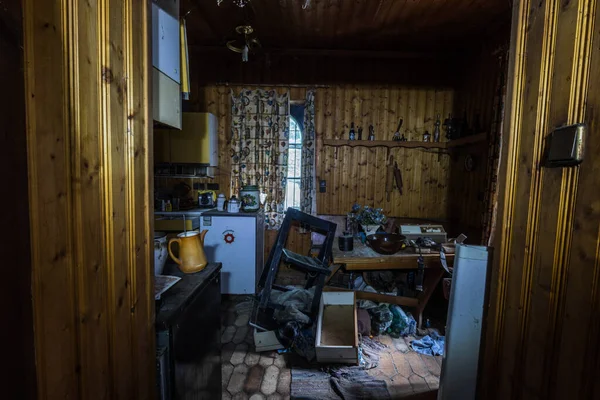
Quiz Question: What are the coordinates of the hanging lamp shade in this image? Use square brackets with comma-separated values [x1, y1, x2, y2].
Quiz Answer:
[226, 25, 261, 62]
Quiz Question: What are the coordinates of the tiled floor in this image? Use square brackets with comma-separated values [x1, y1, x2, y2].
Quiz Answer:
[367, 334, 442, 398]
[221, 296, 291, 400]
[221, 296, 441, 399]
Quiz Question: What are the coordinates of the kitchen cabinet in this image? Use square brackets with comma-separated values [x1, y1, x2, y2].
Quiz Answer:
[153, 68, 181, 130]
[156, 263, 222, 400]
[152, 2, 180, 83]
[154, 112, 219, 166]
[152, 0, 181, 129]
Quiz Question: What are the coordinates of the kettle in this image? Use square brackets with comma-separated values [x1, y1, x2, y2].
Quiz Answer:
[167, 230, 208, 273]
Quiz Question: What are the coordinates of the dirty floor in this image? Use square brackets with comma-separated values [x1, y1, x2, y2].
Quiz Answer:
[221, 296, 442, 399]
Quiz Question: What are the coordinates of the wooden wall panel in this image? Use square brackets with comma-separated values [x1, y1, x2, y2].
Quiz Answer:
[0, 1, 37, 398]
[191, 83, 454, 220]
[482, 0, 600, 398]
[316, 85, 454, 219]
[23, 0, 154, 398]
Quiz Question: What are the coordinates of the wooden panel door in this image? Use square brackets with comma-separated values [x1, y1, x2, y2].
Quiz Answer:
[482, 0, 600, 398]
[23, 0, 155, 398]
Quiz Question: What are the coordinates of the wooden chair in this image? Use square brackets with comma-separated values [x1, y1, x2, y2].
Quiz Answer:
[253, 208, 337, 330]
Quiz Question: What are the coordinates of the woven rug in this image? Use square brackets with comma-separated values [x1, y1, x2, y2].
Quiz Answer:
[291, 366, 390, 400]
[290, 337, 390, 400]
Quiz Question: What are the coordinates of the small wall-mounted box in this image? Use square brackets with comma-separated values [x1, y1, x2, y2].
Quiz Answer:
[545, 123, 586, 167]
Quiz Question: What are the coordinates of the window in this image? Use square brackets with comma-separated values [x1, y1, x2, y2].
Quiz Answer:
[285, 115, 302, 209]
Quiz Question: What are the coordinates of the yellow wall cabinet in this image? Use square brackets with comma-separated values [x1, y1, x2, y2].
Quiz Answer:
[155, 112, 219, 166]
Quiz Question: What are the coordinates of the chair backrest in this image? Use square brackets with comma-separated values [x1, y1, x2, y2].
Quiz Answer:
[283, 208, 337, 263]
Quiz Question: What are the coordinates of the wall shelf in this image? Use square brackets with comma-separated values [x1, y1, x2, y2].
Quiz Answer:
[446, 132, 487, 148]
[322, 139, 447, 149]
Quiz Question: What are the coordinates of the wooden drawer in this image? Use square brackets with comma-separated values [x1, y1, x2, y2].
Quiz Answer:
[315, 291, 358, 364]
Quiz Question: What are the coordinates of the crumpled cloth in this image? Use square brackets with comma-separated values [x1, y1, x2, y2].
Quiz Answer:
[410, 331, 445, 356]
[270, 286, 316, 325]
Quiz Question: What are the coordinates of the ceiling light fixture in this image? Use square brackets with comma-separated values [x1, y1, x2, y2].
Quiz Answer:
[226, 25, 261, 62]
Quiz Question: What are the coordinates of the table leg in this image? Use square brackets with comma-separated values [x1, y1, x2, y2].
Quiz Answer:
[325, 263, 343, 285]
[415, 267, 445, 328]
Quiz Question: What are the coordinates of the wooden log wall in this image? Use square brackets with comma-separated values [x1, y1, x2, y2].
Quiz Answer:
[23, 0, 154, 398]
[315, 85, 454, 218]
[482, 0, 600, 397]
[0, 1, 36, 397]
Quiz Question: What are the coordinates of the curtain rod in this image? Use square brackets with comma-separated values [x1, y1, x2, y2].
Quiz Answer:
[215, 82, 330, 89]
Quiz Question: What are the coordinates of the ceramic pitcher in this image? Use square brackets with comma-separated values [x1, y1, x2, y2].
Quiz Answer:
[168, 230, 208, 273]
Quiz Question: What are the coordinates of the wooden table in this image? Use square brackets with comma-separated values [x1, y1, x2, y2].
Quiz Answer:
[327, 241, 453, 327]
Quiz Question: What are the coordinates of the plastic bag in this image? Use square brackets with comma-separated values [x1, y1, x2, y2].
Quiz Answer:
[368, 303, 393, 334]
[386, 304, 417, 337]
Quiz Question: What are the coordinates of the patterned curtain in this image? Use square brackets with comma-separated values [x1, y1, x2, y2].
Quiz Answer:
[482, 50, 509, 246]
[230, 89, 290, 229]
[301, 90, 317, 215]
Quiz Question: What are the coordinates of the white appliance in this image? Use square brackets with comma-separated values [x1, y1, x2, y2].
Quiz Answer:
[200, 210, 265, 294]
[438, 244, 491, 400]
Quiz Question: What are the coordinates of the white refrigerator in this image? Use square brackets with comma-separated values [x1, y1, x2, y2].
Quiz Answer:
[200, 210, 265, 294]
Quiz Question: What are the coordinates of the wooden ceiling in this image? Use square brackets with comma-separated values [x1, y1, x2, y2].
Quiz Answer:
[183, 0, 512, 53]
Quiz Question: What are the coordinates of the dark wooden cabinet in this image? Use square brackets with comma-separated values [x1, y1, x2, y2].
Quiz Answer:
[156, 263, 222, 399]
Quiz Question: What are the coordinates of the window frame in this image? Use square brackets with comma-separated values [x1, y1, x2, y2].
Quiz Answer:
[285, 114, 303, 210]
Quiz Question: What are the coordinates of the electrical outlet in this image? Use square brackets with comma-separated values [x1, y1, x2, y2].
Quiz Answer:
[319, 180, 326, 193]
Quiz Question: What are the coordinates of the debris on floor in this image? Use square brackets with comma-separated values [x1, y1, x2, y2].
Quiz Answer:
[224, 292, 444, 399]
[409, 331, 445, 356]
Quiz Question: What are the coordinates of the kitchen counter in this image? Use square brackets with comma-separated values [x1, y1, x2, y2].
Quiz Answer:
[155, 261, 222, 399]
[201, 209, 263, 217]
[155, 262, 222, 330]
[154, 207, 216, 216]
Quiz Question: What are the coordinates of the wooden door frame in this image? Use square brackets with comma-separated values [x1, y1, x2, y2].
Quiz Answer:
[22, 0, 156, 398]
[480, 0, 599, 398]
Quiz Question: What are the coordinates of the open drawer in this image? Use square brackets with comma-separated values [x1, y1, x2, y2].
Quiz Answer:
[315, 291, 359, 364]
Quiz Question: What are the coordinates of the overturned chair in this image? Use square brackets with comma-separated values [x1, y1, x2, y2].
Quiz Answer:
[251, 208, 337, 331]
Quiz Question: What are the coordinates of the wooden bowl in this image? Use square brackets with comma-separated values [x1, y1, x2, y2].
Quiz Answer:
[366, 233, 407, 255]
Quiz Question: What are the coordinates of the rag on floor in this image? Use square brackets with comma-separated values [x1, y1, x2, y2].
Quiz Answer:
[270, 286, 316, 325]
[410, 331, 445, 356]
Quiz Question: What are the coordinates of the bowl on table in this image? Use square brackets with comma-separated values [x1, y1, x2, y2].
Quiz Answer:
[366, 233, 407, 255]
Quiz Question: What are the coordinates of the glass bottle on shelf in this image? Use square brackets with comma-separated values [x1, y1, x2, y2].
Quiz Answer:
[368, 125, 375, 140]
[349, 122, 356, 140]
[423, 130, 431, 142]
[433, 114, 441, 142]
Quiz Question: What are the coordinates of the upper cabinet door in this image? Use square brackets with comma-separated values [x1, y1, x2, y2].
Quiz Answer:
[151, 2, 180, 83]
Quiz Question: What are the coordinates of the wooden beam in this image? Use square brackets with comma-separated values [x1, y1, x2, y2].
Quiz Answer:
[188, 45, 449, 60]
